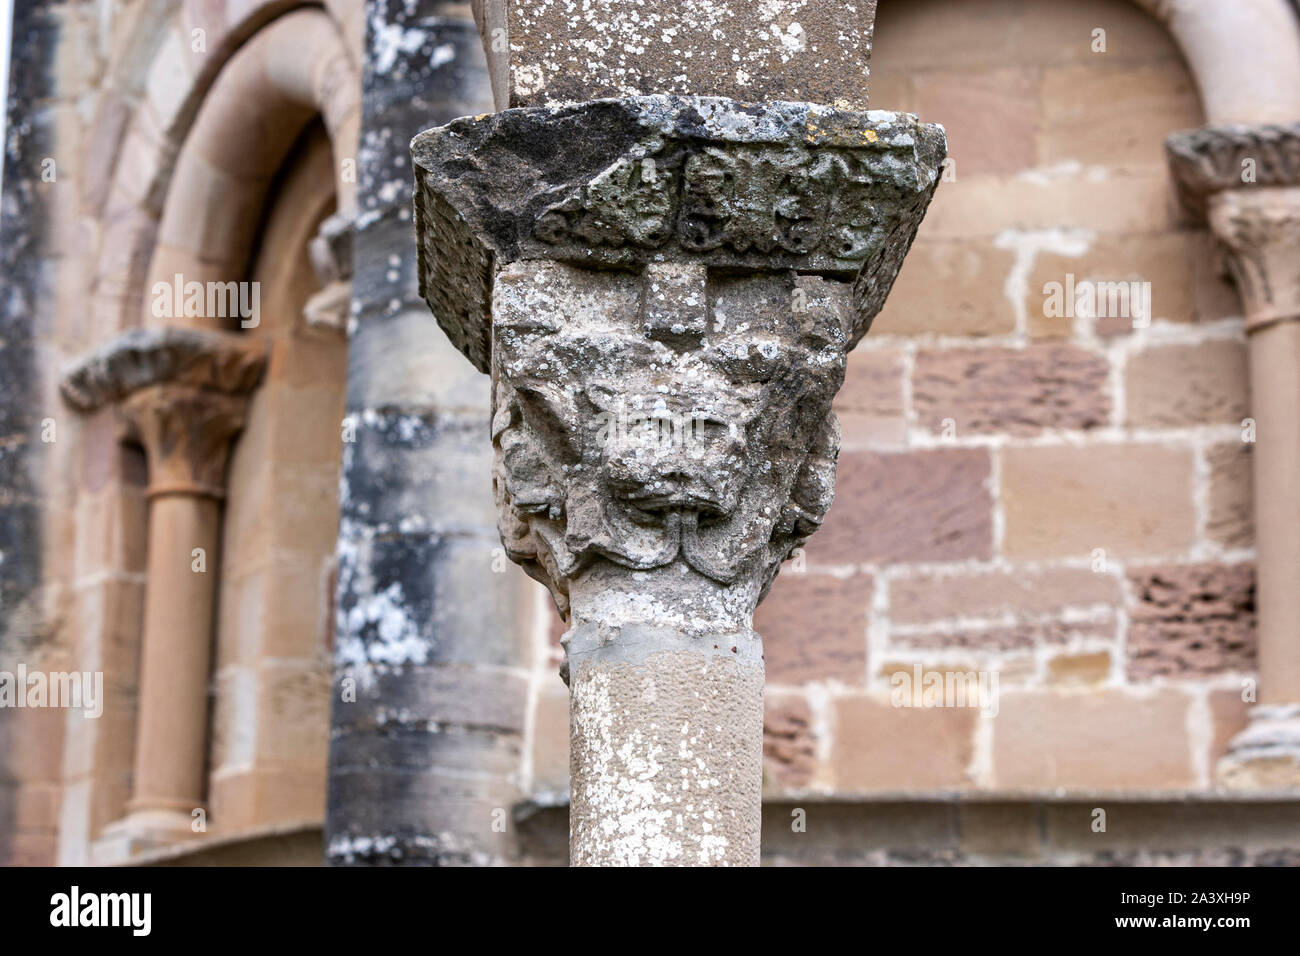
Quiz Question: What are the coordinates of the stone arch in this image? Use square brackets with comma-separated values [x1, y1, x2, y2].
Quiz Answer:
[83, 1, 359, 334]
[143, 6, 359, 330]
[1127, 0, 1300, 124]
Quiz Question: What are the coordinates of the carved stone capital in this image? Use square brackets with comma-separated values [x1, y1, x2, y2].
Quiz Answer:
[1165, 123, 1300, 218]
[60, 327, 264, 497]
[413, 96, 943, 633]
[492, 259, 850, 630]
[118, 384, 250, 499]
[1207, 187, 1300, 332]
[60, 327, 265, 413]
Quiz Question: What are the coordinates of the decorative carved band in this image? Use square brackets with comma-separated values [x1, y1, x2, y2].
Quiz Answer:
[413, 95, 946, 373]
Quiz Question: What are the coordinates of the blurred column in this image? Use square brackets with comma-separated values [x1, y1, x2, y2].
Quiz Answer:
[323, 0, 534, 866]
[1168, 125, 1300, 788]
[60, 328, 264, 855]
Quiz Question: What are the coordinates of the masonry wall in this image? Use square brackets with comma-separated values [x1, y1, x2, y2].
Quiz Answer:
[523, 0, 1260, 804]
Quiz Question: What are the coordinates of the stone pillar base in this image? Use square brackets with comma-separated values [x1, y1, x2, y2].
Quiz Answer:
[91, 810, 200, 864]
[1216, 704, 1300, 789]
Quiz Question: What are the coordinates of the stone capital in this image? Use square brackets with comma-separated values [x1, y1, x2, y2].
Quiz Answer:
[1165, 123, 1300, 217]
[413, 97, 943, 631]
[1164, 125, 1300, 332]
[117, 383, 250, 499]
[1207, 187, 1300, 332]
[60, 327, 265, 497]
[60, 327, 265, 413]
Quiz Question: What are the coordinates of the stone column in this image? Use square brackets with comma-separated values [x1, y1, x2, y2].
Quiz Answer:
[1167, 125, 1300, 788]
[61, 329, 264, 851]
[414, 2, 944, 865]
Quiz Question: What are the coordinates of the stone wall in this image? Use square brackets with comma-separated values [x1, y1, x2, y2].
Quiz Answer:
[0, 0, 1284, 867]
[523, 0, 1260, 804]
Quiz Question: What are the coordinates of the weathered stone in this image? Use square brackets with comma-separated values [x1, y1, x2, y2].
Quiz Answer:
[1001, 443, 1196, 560]
[993, 689, 1194, 789]
[1125, 341, 1249, 428]
[810, 449, 993, 564]
[59, 327, 266, 413]
[1165, 123, 1300, 219]
[869, 239, 1017, 338]
[756, 571, 871, 685]
[833, 347, 906, 447]
[1207, 441, 1255, 549]
[763, 693, 815, 790]
[412, 96, 946, 371]
[473, 0, 878, 110]
[832, 695, 975, 790]
[894, 618, 1115, 653]
[491, 259, 849, 622]
[1046, 650, 1111, 685]
[1127, 563, 1257, 679]
[889, 566, 1121, 626]
[913, 345, 1109, 436]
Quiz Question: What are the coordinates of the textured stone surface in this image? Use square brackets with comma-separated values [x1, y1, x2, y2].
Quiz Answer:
[1127, 563, 1257, 679]
[993, 690, 1194, 789]
[763, 693, 815, 789]
[1001, 444, 1196, 559]
[832, 695, 975, 790]
[492, 259, 850, 624]
[474, 0, 878, 110]
[755, 571, 871, 685]
[890, 567, 1121, 625]
[894, 618, 1115, 653]
[1165, 123, 1300, 218]
[810, 449, 993, 564]
[913, 345, 1109, 436]
[1125, 341, 1249, 428]
[1206, 441, 1254, 549]
[833, 347, 906, 447]
[59, 327, 266, 412]
[567, 624, 764, 866]
[870, 240, 1017, 338]
[412, 96, 946, 371]
[327, 1, 526, 868]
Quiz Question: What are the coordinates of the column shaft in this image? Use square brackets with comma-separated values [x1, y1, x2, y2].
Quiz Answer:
[129, 493, 222, 815]
[567, 625, 764, 866]
[1248, 321, 1300, 705]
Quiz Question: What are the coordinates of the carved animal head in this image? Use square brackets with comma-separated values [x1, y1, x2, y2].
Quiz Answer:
[490, 259, 850, 617]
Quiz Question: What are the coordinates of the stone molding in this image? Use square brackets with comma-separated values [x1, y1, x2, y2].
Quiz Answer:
[1165, 123, 1300, 217]
[118, 383, 251, 499]
[59, 327, 266, 413]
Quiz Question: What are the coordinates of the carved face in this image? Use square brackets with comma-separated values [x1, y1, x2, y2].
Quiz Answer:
[491, 259, 849, 616]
